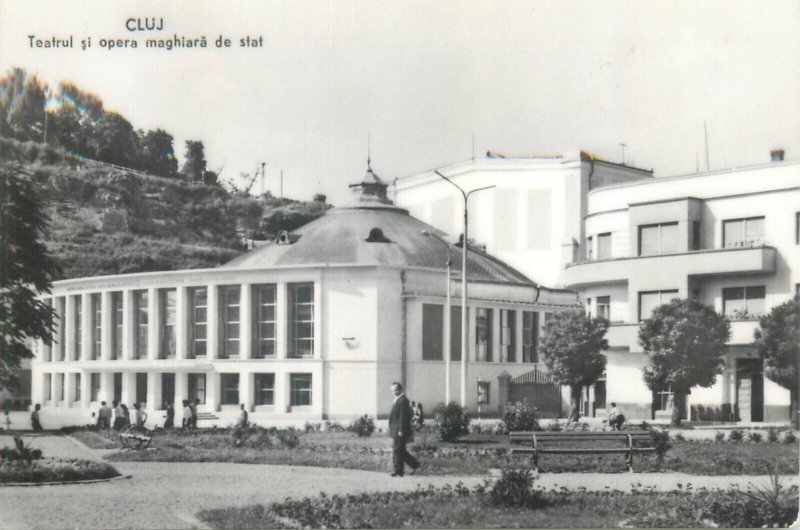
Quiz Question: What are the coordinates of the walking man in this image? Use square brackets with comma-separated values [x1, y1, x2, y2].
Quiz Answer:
[388, 382, 419, 477]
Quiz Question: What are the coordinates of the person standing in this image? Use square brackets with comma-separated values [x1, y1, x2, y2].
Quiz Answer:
[238, 403, 248, 429]
[112, 400, 125, 430]
[182, 400, 192, 429]
[97, 401, 112, 429]
[190, 398, 199, 429]
[120, 403, 131, 428]
[134, 402, 148, 427]
[30, 403, 43, 431]
[388, 382, 420, 477]
[163, 401, 174, 429]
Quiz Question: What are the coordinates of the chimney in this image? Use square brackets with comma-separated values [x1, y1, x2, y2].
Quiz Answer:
[770, 149, 785, 162]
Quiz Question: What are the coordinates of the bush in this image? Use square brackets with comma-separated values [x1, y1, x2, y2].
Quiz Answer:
[433, 402, 470, 442]
[545, 420, 562, 432]
[324, 420, 346, 433]
[647, 427, 672, 459]
[784, 431, 797, 444]
[747, 431, 763, 443]
[348, 415, 375, 437]
[714, 431, 725, 443]
[0, 436, 43, 462]
[470, 423, 484, 434]
[489, 468, 547, 509]
[501, 399, 540, 433]
[728, 429, 744, 443]
[707, 465, 798, 528]
[767, 428, 779, 443]
[673, 433, 685, 442]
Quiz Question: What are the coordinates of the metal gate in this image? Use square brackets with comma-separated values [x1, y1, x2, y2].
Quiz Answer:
[508, 368, 562, 418]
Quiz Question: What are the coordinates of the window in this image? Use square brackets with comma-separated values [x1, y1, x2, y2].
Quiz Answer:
[113, 373, 122, 403]
[290, 373, 312, 406]
[90, 373, 100, 402]
[253, 285, 277, 358]
[188, 287, 208, 358]
[219, 286, 240, 358]
[450, 306, 464, 361]
[585, 236, 593, 260]
[638, 290, 679, 321]
[91, 294, 101, 360]
[134, 291, 148, 359]
[74, 296, 82, 360]
[254, 373, 275, 406]
[220, 374, 239, 405]
[723, 286, 766, 318]
[522, 311, 538, 363]
[159, 289, 176, 358]
[73, 373, 81, 402]
[188, 373, 206, 404]
[112, 293, 123, 360]
[597, 233, 612, 259]
[597, 296, 610, 320]
[723, 216, 764, 248]
[288, 283, 314, 357]
[55, 297, 65, 361]
[638, 222, 678, 256]
[135, 373, 147, 405]
[422, 304, 443, 361]
[57, 373, 65, 402]
[500, 309, 516, 362]
[477, 381, 490, 404]
[43, 373, 52, 401]
[161, 373, 175, 407]
[692, 221, 701, 251]
[475, 308, 493, 362]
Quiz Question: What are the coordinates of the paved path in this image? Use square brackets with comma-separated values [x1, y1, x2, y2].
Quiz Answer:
[0, 435, 797, 529]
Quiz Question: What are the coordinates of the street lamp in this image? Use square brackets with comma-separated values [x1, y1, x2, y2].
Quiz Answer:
[434, 170, 495, 408]
[421, 230, 452, 404]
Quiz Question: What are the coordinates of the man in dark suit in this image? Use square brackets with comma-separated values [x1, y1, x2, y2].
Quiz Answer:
[388, 382, 420, 477]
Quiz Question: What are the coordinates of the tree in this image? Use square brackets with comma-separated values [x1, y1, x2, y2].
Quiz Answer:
[181, 140, 207, 184]
[137, 129, 178, 178]
[48, 81, 105, 155]
[540, 310, 609, 422]
[91, 112, 137, 167]
[0, 164, 61, 392]
[0, 68, 46, 142]
[639, 298, 730, 427]
[754, 296, 800, 428]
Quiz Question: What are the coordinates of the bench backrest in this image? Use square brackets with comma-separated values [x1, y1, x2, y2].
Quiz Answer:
[510, 430, 652, 443]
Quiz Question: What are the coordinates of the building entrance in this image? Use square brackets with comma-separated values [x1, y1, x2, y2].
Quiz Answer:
[736, 358, 764, 422]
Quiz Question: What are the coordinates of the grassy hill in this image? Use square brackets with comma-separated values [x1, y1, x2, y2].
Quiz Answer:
[2, 136, 331, 279]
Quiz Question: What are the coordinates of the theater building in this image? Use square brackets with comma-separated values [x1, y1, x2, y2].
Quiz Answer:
[31, 167, 577, 428]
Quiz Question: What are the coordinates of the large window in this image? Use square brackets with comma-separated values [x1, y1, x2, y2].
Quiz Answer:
[74, 296, 82, 360]
[253, 284, 277, 358]
[91, 294, 101, 360]
[500, 309, 516, 362]
[188, 287, 208, 358]
[135, 372, 147, 405]
[43, 373, 52, 401]
[134, 291, 148, 359]
[73, 373, 81, 402]
[723, 216, 764, 248]
[723, 286, 765, 318]
[522, 311, 538, 363]
[220, 374, 239, 405]
[638, 290, 679, 321]
[450, 306, 463, 361]
[90, 373, 100, 402]
[597, 233, 612, 260]
[290, 373, 312, 407]
[597, 296, 611, 320]
[161, 373, 175, 407]
[159, 289, 177, 358]
[638, 222, 679, 256]
[219, 286, 240, 358]
[188, 373, 206, 404]
[112, 292, 123, 360]
[288, 283, 314, 357]
[475, 308, 493, 362]
[254, 373, 275, 406]
[422, 304, 443, 361]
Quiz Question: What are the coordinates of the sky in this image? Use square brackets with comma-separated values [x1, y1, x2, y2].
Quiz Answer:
[1, 0, 799, 205]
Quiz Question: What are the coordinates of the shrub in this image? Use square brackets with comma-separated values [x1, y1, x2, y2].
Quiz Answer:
[784, 431, 797, 444]
[647, 427, 672, 459]
[0, 436, 43, 462]
[708, 464, 798, 528]
[673, 433, 685, 442]
[714, 431, 725, 443]
[545, 419, 562, 432]
[433, 402, 470, 442]
[728, 429, 744, 443]
[324, 420, 345, 433]
[767, 428, 779, 443]
[470, 423, 484, 434]
[747, 431, 763, 443]
[489, 468, 547, 509]
[501, 399, 540, 433]
[275, 428, 300, 449]
[348, 415, 375, 437]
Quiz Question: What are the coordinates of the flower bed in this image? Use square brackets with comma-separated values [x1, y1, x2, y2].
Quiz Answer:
[0, 458, 120, 484]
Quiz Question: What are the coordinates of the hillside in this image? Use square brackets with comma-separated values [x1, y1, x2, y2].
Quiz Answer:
[2, 137, 331, 279]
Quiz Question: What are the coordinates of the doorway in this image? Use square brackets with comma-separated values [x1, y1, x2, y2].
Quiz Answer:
[736, 358, 764, 422]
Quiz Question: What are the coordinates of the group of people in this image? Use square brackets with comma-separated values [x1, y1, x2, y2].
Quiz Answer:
[94, 400, 149, 430]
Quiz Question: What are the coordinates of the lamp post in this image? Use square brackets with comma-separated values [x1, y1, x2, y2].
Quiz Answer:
[434, 170, 495, 407]
[421, 230, 452, 404]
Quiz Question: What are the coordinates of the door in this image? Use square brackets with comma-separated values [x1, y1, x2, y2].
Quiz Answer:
[736, 358, 764, 423]
[737, 377, 752, 422]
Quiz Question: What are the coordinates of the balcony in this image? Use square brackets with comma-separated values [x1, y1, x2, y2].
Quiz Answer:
[563, 245, 776, 289]
[729, 319, 759, 345]
[605, 319, 759, 354]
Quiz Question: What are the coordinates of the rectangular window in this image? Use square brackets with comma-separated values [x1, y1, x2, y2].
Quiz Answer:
[189, 287, 208, 358]
[290, 373, 312, 407]
[159, 289, 177, 358]
[638, 222, 679, 256]
[91, 294, 101, 360]
[135, 372, 147, 405]
[500, 309, 516, 362]
[188, 373, 206, 404]
[43, 373, 52, 401]
[597, 233, 612, 260]
[218, 286, 240, 358]
[477, 381, 490, 404]
[220, 374, 239, 405]
[638, 290, 679, 321]
[723, 286, 766, 318]
[475, 308, 493, 362]
[73, 373, 81, 402]
[597, 296, 611, 320]
[57, 373, 65, 402]
[90, 373, 100, 402]
[112, 293, 123, 360]
[253, 284, 277, 358]
[161, 373, 175, 408]
[288, 283, 314, 357]
[522, 311, 539, 363]
[74, 296, 82, 360]
[723, 216, 765, 248]
[113, 373, 122, 403]
[134, 291, 148, 359]
[422, 304, 444, 361]
[450, 306, 463, 361]
[254, 373, 275, 406]
[585, 236, 593, 260]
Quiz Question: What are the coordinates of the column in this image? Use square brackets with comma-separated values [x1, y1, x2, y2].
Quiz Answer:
[64, 372, 75, 407]
[515, 311, 523, 364]
[148, 287, 160, 361]
[240, 284, 252, 359]
[99, 372, 114, 404]
[175, 372, 188, 425]
[80, 371, 91, 408]
[276, 283, 288, 359]
[53, 373, 63, 406]
[176, 287, 188, 360]
[240, 372, 253, 411]
[206, 372, 220, 412]
[101, 292, 112, 361]
[81, 293, 92, 361]
[207, 285, 219, 360]
[64, 295, 75, 362]
[492, 309, 501, 363]
[122, 290, 134, 361]
[146, 372, 161, 412]
[53, 297, 64, 362]
[121, 372, 136, 405]
[276, 371, 289, 413]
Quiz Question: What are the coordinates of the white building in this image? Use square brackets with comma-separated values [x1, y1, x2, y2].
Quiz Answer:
[32, 167, 577, 428]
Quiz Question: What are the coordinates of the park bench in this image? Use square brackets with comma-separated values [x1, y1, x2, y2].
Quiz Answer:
[119, 425, 152, 450]
[509, 430, 656, 472]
